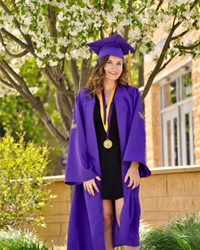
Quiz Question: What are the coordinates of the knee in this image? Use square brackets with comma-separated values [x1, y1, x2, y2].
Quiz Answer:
[103, 212, 113, 230]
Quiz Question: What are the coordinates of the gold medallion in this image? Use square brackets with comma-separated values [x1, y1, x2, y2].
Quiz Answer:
[103, 139, 113, 149]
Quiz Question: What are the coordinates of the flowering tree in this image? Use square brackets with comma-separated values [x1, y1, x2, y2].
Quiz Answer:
[0, 0, 200, 149]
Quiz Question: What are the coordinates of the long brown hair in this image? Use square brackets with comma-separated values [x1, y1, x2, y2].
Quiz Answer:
[87, 55, 128, 98]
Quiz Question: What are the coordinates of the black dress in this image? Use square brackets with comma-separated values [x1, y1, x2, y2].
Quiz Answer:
[94, 95, 123, 200]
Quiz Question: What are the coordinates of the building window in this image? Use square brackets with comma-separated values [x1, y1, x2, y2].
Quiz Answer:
[160, 70, 194, 166]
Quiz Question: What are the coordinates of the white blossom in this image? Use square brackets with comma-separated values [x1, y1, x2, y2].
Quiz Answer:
[29, 87, 38, 94]
[57, 37, 69, 47]
[56, 52, 65, 59]
[65, 53, 70, 60]
[0, 43, 5, 53]
[49, 60, 59, 67]
[92, 61, 97, 67]
[140, 45, 147, 54]
[22, 16, 32, 26]
[0, 0, 199, 67]
[20, 26, 29, 34]
[0, 85, 17, 98]
[87, 37, 94, 43]
[131, 56, 139, 64]
[70, 30, 78, 36]
[36, 58, 43, 68]
[57, 12, 66, 22]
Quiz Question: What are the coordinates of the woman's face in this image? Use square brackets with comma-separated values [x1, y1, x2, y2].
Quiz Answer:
[103, 55, 123, 81]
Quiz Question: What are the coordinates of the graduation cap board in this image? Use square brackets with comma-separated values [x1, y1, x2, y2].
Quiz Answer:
[87, 34, 136, 61]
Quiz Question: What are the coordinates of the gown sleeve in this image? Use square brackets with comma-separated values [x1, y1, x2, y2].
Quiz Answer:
[65, 93, 97, 185]
[123, 88, 151, 178]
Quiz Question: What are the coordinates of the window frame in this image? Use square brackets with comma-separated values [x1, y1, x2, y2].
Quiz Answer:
[159, 67, 194, 167]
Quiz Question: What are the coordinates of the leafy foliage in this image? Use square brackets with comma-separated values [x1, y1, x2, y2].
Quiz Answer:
[140, 213, 200, 250]
[1, 0, 200, 66]
[0, 56, 64, 173]
[0, 125, 56, 229]
[0, 56, 62, 142]
[1, 0, 200, 148]
[0, 95, 44, 143]
[0, 227, 51, 250]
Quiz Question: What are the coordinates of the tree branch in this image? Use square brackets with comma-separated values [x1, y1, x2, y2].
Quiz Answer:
[124, 27, 129, 41]
[103, 0, 110, 10]
[0, 63, 22, 92]
[1, 28, 33, 53]
[10, 0, 17, 9]
[55, 90, 73, 137]
[141, 17, 182, 100]
[60, 28, 67, 73]
[138, 6, 146, 15]
[0, 63, 68, 148]
[181, 50, 196, 54]
[137, 53, 144, 88]
[41, 67, 74, 97]
[140, 0, 199, 100]
[100, 24, 105, 39]
[177, 41, 200, 50]
[21, 0, 34, 13]
[170, 2, 198, 42]
[0, 59, 39, 104]
[158, 52, 178, 73]
[79, 58, 91, 90]
[5, 49, 28, 58]
[156, 0, 164, 11]
[42, 84, 50, 104]
[1, 59, 25, 86]
[55, 66, 72, 91]
[28, 96, 68, 149]
[124, 0, 133, 40]
[0, 0, 33, 48]
[190, 0, 199, 11]
[171, 30, 189, 41]
[47, 5, 57, 37]
[0, 63, 36, 107]
[0, 32, 29, 58]
[69, 59, 79, 94]
[0, 77, 14, 89]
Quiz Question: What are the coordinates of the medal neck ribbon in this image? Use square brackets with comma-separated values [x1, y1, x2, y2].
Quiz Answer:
[97, 83, 117, 133]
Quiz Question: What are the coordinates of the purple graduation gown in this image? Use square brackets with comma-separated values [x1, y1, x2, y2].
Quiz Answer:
[65, 84, 151, 249]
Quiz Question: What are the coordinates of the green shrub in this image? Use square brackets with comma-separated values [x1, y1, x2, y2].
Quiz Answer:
[139, 221, 153, 248]
[0, 130, 55, 229]
[140, 213, 200, 250]
[0, 227, 51, 250]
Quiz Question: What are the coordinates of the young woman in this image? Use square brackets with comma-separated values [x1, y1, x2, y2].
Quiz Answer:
[65, 34, 151, 250]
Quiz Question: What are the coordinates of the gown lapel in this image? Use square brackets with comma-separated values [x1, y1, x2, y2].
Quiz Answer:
[83, 95, 101, 177]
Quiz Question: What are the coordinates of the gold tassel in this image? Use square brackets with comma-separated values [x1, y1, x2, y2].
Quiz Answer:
[128, 50, 131, 86]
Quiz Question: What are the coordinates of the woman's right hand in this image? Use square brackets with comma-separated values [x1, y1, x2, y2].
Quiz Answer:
[83, 176, 101, 196]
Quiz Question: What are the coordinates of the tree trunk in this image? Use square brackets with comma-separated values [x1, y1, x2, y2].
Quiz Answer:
[79, 59, 91, 90]
[138, 54, 144, 88]
[70, 59, 79, 95]
[55, 90, 72, 137]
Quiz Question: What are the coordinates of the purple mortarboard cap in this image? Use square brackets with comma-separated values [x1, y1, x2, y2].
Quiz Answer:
[87, 34, 135, 61]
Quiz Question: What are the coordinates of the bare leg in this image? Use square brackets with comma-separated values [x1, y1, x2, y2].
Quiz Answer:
[102, 199, 114, 250]
[124, 246, 139, 250]
[115, 199, 139, 250]
[115, 198, 124, 226]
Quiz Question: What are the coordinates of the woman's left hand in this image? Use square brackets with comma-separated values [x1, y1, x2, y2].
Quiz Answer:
[124, 162, 140, 190]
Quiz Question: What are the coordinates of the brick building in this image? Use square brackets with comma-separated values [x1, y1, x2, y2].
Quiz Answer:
[144, 29, 200, 168]
[139, 29, 200, 227]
